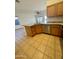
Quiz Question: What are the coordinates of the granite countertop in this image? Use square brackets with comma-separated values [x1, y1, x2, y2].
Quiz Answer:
[41, 23, 63, 25]
[23, 23, 63, 26]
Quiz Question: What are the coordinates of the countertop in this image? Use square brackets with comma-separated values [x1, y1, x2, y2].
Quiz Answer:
[23, 23, 63, 26]
[41, 23, 63, 25]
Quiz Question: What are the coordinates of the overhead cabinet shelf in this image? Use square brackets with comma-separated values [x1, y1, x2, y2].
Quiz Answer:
[47, 1, 63, 17]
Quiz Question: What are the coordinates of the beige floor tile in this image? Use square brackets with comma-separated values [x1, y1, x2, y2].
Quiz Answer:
[55, 39, 60, 45]
[15, 50, 23, 55]
[55, 48, 62, 59]
[15, 46, 23, 55]
[41, 40, 48, 46]
[16, 56, 27, 59]
[31, 41, 41, 49]
[43, 55, 51, 59]
[16, 43, 23, 49]
[16, 34, 62, 59]
[55, 53, 62, 59]
[37, 44, 46, 53]
[33, 36, 43, 43]
[47, 41, 55, 49]
[55, 47, 62, 54]
[27, 39, 35, 45]
[24, 46, 36, 58]
[16, 55, 30, 59]
[48, 39, 54, 43]
[36, 39, 42, 43]
[32, 50, 44, 59]
[44, 46, 54, 59]
[21, 43, 30, 51]
[55, 40, 61, 53]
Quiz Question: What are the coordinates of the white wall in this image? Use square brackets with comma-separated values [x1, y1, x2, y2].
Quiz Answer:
[15, 0, 46, 26]
[16, 12, 36, 26]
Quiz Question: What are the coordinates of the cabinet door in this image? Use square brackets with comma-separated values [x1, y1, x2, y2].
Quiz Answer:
[47, 5, 57, 17]
[50, 25, 62, 37]
[24, 26, 33, 36]
[31, 26, 36, 36]
[35, 25, 43, 34]
[47, 2, 63, 17]
[57, 2, 63, 16]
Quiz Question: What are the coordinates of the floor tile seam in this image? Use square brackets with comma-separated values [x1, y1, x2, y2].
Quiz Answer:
[30, 46, 41, 59]
[42, 40, 49, 59]
[15, 49, 32, 59]
[42, 37, 53, 59]
[20, 45, 37, 59]
[29, 41, 47, 57]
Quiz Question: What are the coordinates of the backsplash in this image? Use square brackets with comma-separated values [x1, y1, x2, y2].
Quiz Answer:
[47, 16, 63, 23]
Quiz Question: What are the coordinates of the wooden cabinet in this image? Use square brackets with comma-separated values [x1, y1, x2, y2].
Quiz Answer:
[57, 2, 63, 16]
[47, 5, 57, 17]
[35, 25, 44, 34]
[47, 1, 63, 17]
[50, 25, 63, 37]
[25, 26, 32, 36]
[31, 26, 36, 36]
[24, 24, 63, 37]
[24, 25, 44, 36]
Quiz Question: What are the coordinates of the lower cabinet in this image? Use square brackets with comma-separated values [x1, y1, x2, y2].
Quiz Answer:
[24, 24, 63, 37]
[24, 25, 44, 36]
[24, 26, 32, 36]
[31, 26, 36, 36]
[50, 25, 62, 37]
[35, 25, 44, 34]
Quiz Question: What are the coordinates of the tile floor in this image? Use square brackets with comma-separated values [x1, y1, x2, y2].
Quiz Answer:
[15, 34, 62, 59]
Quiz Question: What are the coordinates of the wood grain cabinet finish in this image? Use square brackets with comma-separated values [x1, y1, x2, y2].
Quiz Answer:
[31, 26, 36, 36]
[47, 1, 63, 17]
[25, 26, 33, 36]
[24, 25, 44, 36]
[50, 25, 63, 37]
[47, 5, 57, 17]
[35, 25, 44, 34]
[57, 2, 63, 16]
[24, 24, 63, 37]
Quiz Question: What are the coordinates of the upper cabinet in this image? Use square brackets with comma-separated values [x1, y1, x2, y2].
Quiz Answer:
[47, 1, 63, 17]
[57, 2, 63, 16]
[47, 4, 57, 17]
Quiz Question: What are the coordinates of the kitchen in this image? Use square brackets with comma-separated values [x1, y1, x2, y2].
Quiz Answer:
[15, 0, 63, 59]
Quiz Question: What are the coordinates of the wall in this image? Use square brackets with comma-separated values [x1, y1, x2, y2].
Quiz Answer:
[15, 12, 36, 26]
[15, 0, 46, 26]
[46, 0, 63, 6]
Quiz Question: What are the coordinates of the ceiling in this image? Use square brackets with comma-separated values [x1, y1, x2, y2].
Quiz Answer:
[15, 0, 47, 14]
